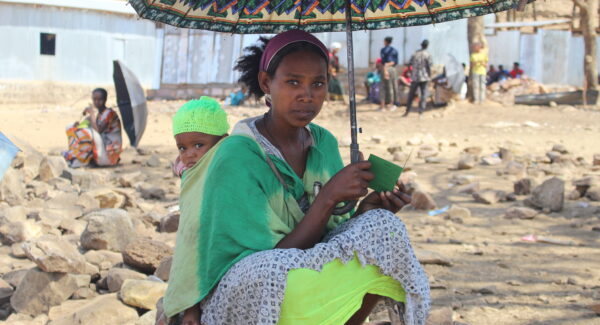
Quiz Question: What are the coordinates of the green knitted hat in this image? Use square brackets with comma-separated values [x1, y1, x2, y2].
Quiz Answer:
[172, 97, 229, 137]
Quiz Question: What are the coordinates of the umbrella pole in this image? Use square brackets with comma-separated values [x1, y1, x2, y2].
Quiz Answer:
[344, 0, 360, 164]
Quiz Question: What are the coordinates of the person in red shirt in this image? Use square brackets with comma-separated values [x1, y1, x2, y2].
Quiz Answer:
[510, 62, 524, 79]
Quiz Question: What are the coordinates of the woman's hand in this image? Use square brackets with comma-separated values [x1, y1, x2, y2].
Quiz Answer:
[355, 180, 411, 215]
[319, 157, 374, 208]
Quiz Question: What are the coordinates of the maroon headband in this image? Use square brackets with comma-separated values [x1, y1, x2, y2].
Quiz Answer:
[259, 30, 329, 72]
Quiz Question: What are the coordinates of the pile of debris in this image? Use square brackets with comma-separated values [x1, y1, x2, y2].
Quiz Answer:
[487, 77, 576, 105]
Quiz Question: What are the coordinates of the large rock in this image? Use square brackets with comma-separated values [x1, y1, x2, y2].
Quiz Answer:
[87, 188, 126, 209]
[10, 268, 78, 316]
[2, 269, 28, 288]
[119, 279, 167, 310]
[154, 256, 172, 282]
[137, 183, 166, 201]
[594, 154, 600, 166]
[514, 178, 535, 195]
[136, 310, 158, 325]
[84, 250, 123, 271]
[587, 187, 600, 201]
[499, 147, 513, 162]
[410, 190, 437, 211]
[159, 212, 179, 233]
[38, 157, 67, 183]
[48, 293, 139, 325]
[505, 161, 525, 175]
[66, 169, 103, 191]
[448, 205, 471, 219]
[573, 177, 596, 197]
[0, 168, 26, 206]
[22, 235, 88, 273]
[0, 220, 43, 245]
[526, 177, 565, 212]
[107, 268, 147, 293]
[0, 278, 13, 303]
[80, 209, 136, 252]
[122, 238, 173, 274]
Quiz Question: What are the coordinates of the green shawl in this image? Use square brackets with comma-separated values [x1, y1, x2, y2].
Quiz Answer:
[163, 119, 351, 317]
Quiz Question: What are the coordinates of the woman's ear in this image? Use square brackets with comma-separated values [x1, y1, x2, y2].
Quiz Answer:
[258, 71, 271, 96]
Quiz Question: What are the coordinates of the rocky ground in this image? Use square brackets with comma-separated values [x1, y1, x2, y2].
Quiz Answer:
[0, 93, 600, 324]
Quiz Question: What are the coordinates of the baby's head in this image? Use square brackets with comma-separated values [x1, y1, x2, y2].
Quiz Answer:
[172, 97, 229, 169]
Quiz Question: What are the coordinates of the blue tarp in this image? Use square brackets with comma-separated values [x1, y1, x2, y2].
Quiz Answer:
[0, 132, 20, 182]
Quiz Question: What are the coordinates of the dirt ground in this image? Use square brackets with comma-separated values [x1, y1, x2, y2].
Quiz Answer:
[1, 87, 600, 324]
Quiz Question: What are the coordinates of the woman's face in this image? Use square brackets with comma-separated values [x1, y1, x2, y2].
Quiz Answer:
[92, 91, 107, 109]
[260, 50, 328, 128]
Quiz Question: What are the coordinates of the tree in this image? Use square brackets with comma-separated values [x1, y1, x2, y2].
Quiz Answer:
[573, 0, 598, 93]
[467, 16, 486, 102]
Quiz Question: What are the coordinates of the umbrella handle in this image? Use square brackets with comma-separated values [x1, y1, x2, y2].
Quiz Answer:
[314, 182, 358, 216]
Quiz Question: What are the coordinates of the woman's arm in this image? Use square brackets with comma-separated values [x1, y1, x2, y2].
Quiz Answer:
[275, 160, 374, 249]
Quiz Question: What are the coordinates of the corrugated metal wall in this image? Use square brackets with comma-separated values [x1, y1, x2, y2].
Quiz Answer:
[0, 3, 160, 87]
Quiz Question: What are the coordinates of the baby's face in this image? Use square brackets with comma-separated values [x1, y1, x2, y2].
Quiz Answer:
[175, 132, 223, 169]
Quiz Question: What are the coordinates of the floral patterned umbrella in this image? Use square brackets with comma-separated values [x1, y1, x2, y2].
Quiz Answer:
[130, 0, 534, 163]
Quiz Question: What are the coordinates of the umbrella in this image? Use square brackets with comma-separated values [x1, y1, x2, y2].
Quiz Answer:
[0, 132, 20, 182]
[444, 54, 465, 94]
[113, 60, 148, 148]
[129, 0, 535, 212]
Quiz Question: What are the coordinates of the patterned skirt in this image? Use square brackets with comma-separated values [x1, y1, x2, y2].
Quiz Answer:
[199, 209, 430, 325]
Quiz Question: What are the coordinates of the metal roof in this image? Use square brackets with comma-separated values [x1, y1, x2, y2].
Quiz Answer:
[0, 0, 137, 15]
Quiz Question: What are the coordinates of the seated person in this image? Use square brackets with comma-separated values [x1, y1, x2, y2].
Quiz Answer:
[510, 62, 524, 79]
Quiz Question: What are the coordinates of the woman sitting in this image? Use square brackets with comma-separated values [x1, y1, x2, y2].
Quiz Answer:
[163, 30, 430, 325]
[63, 88, 122, 167]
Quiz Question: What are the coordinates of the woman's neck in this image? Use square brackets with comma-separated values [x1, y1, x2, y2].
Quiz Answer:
[264, 112, 303, 144]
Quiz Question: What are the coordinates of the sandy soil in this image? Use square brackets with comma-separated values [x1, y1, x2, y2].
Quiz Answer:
[1, 91, 600, 324]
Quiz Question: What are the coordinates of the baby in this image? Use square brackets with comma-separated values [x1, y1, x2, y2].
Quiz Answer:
[172, 96, 229, 177]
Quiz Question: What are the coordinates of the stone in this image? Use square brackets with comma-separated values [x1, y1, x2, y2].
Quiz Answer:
[386, 146, 403, 154]
[505, 207, 538, 219]
[144, 155, 161, 168]
[448, 205, 471, 219]
[473, 286, 497, 295]
[106, 268, 147, 293]
[119, 279, 167, 310]
[392, 152, 408, 163]
[2, 269, 28, 288]
[38, 157, 67, 183]
[573, 177, 596, 196]
[481, 156, 502, 166]
[0, 220, 43, 245]
[10, 268, 78, 316]
[566, 190, 581, 200]
[415, 249, 452, 267]
[451, 174, 476, 185]
[370, 135, 385, 144]
[67, 169, 103, 190]
[80, 209, 136, 252]
[463, 146, 482, 155]
[514, 178, 535, 195]
[136, 310, 157, 325]
[473, 190, 505, 205]
[417, 145, 438, 159]
[48, 293, 138, 325]
[410, 190, 437, 211]
[22, 235, 88, 273]
[593, 154, 600, 166]
[456, 182, 480, 194]
[425, 157, 443, 164]
[586, 187, 600, 201]
[498, 147, 513, 162]
[457, 155, 477, 170]
[0, 168, 26, 206]
[117, 171, 144, 188]
[87, 188, 126, 209]
[526, 177, 565, 212]
[552, 144, 568, 154]
[0, 278, 13, 303]
[154, 256, 172, 282]
[159, 212, 179, 233]
[407, 136, 422, 146]
[137, 183, 166, 201]
[505, 161, 525, 175]
[11, 242, 27, 258]
[84, 250, 123, 271]
[426, 307, 453, 325]
[122, 238, 173, 274]
[71, 287, 96, 300]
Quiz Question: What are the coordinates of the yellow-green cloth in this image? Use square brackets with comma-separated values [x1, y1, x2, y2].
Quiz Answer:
[279, 255, 406, 324]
